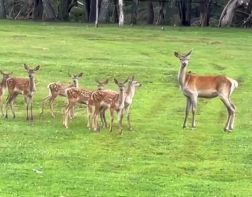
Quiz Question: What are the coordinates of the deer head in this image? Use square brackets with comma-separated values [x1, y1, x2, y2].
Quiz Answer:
[114, 78, 128, 92]
[174, 50, 192, 68]
[95, 79, 109, 90]
[68, 72, 83, 87]
[0, 70, 12, 85]
[128, 76, 142, 88]
[24, 64, 40, 78]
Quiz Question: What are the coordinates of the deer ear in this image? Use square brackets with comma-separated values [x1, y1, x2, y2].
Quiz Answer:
[78, 72, 83, 78]
[95, 79, 101, 84]
[174, 52, 180, 58]
[34, 65, 40, 71]
[0, 70, 3, 75]
[24, 64, 29, 70]
[131, 75, 135, 81]
[68, 72, 72, 77]
[114, 78, 118, 85]
[186, 50, 192, 58]
[124, 77, 129, 84]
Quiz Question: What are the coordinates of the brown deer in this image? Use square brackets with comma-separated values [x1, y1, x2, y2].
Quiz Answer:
[0, 71, 12, 116]
[5, 64, 40, 120]
[90, 78, 128, 134]
[40, 72, 83, 118]
[63, 79, 109, 129]
[174, 50, 238, 132]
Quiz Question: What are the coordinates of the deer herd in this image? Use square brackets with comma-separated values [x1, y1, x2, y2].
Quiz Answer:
[0, 50, 238, 134]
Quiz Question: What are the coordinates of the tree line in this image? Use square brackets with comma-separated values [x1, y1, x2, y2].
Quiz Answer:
[0, 0, 251, 27]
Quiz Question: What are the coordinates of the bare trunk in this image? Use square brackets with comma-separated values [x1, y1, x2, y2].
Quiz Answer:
[85, 0, 90, 22]
[200, 0, 211, 27]
[33, 0, 43, 20]
[131, 0, 138, 24]
[0, 0, 6, 19]
[89, 0, 96, 22]
[99, 0, 110, 23]
[95, 0, 99, 27]
[147, 1, 154, 24]
[58, 0, 70, 21]
[113, 0, 119, 23]
[177, 0, 191, 26]
[118, 0, 124, 26]
[156, 1, 166, 25]
[42, 0, 56, 20]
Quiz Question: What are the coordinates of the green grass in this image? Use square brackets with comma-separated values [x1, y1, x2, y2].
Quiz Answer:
[0, 20, 252, 196]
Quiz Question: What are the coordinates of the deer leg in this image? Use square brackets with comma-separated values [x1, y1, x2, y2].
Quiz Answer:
[49, 95, 57, 118]
[63, 102, 74, 129]
[8, 93, 18, 119]
[220, 96, 234, 132]
[229, 100, 236, 130]
[69, 106, 75, 119]
[0, 96, 3, 117]
[118, 109, 124, 135]
[125, 105, 132, 131]
[30, 97, 33, 121]
[183, 97, 191, 128]
[109, 109, 114, 132]
[191, 96, 198, 128]
[40, 95, 50, 117]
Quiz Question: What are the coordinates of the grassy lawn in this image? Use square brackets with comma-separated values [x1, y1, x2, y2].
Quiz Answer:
[0, 20, 251, 196]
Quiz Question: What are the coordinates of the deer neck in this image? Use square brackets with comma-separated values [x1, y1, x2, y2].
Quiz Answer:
[74, 80, 79, 88]
[126, 84, 135, 102]
[178, 65, 187, 88]
[29, 76, 36, 93]
[118, 89, 126, 107]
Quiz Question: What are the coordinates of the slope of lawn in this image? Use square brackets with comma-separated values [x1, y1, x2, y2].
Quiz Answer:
[0, 20, 251, 196]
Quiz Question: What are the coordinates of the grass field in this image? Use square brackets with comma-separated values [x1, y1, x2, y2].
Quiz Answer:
[0, 20, 251, 196]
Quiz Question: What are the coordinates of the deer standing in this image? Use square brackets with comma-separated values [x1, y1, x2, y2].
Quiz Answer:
[98, 76, 141, 131]
[0, 71, 12, 116]
[5, 64, 40, 120]
[40, 72, 83, 118]
[174, 50, 238, 132]
[63, 79, 110, 129]
[90, 78, 128, 134]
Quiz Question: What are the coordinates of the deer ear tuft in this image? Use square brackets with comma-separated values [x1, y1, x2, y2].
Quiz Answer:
[174, 52, 179, 58]
[78, 72, 83, 77]
[124, 77, 129, 84]
[104, 79, 109, 84]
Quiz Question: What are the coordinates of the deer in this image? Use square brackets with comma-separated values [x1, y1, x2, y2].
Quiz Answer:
[40, 72, 83, 118]
[5, 64, 40, 121]
[0, 71, 12, 116]
[97, 76, 142, 131]
[63, 79, 110, 129]
[174, 50, 238, 132]
[89, 78, 128, 134]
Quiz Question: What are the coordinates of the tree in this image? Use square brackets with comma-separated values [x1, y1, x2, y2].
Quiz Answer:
[85, 0, 91, 22]
[118, 0, 124, 26]
[147, 1, 154, 24]
[0, 0, 6, 19]
[177, 0, 192, 26]
[113, 0, 119, 23]
[99, 0, 110, 23]
[89, 0, 97, 22]
[42, 0, 56, 20]
[156, 1, 166, 25]
[95, 0, 99, 27]
[131, 0, 139, 24]
[58, 0, 77, 21]
[200, 0, 211, 26]
[33, 0, 43, 20]
[219, 0, 250, 27]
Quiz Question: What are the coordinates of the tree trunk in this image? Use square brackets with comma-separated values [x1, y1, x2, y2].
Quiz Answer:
[177, 0, 192, 26]
[58, 0, 70, 21]
[99, 0, 110, 23]
[147, 1, 154, 24]
[113, 0, 119, 23]
[219, 0, 250, 27]
[89, 0, 96, 22]
[156, 1, 166, 25]
[131, 0, 138, 24]
[200, 0, 211, 27]
[85, 0, 90, 22]
[95, 0, 99, 27]
[118, 0, 124, 26]
[0, 0, 6, 19]
[33, 0, 43, 20]
[42, 0, 56, 20]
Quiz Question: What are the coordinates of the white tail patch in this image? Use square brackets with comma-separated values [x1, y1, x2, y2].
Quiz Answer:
[227, 77, 238, 95]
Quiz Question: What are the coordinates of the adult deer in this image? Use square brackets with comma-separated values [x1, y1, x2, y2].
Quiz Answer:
[174, 50, 238, 132]
[40, 72, 83, 118]
[5, 64, 40, 120]
[90, 78, 128, 134]
[63, 79, 109, 129]
[0, 71, 12, 116]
